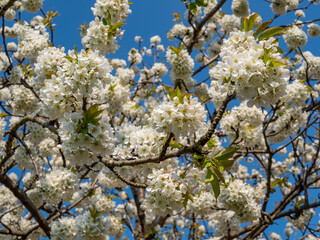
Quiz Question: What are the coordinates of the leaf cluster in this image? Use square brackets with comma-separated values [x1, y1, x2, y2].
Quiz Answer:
[76, 104, 103, 135]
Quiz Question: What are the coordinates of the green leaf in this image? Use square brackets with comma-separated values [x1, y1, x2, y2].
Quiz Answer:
[64, 56, 77, 63]
[164, 85, 175, 101]
[269, 60, 286, 68]
[74, 45, 78, 59]
[110, 22, 126, 33]
[214, 146, 238, 161]
[107, 11, 112, 25]
[169, 45, 184, 55]
[257, 27, 285, 41]
[128, 1, 133, 4]
[206, 169, 220, 199]
[210, 165, 225, 183]
[109, 84, 117, 92]
[213, 146, 238, 171]
[169, 141, 183, 149]
[271, 177, 289, 189]
[182, 191, 194, 208]
[248, 13, 259, 31]
[195, 0, 208, 7]
[90, 206, 102, 219]
[45, 69, 58, 77]
[276, 46, 284, 54]
[253, 19, 272, 38]
[204, 168, 214, 183]
[206, 138, 217, 149]
[175, 87, 183, 103]
[102, 18, 108, 26]
[188, 2, 197, 13]
[241, 17, 248, 31]
[83, 104, 103, 126]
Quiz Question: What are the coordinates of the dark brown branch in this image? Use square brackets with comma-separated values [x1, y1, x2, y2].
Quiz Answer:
[187, 0, 227, 54]
[193, 92, 235, 150]
[103, 93, 235, 168]
[0, 116, 58, 168]
[0, 0, 17, 17]
[0, 172, 50, 237]
[108, 166, 147, 188]
[158, 132, 174, 163]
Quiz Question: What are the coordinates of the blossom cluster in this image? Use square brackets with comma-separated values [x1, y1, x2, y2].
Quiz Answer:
[82, 0, 132, 55]
[210, 30, 289, 107]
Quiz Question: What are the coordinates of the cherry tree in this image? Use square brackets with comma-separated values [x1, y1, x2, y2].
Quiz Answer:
[0, 0, 320, 239]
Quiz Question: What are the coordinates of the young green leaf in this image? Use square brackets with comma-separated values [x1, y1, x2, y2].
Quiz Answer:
[188, 2, 197, 14]
[253, 19, 273, 38]
[257, 27, 285, 41]
[102, 18, 108, 26]
[214, 146, 238, 161]
[241, 17, 248, 31]
[164, 85, 175, 101]
[64, 56, 77, 63]
[247, 13, 259, 31]
[206, 169, 220, 199]
[74, 45, 78, 59]
[175, 87, 183, 103]
[169, 141, 183, 149]
[169, 45, 184, 55]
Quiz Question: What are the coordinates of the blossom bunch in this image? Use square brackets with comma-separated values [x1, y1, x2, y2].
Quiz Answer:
[210, 30, 289, 107]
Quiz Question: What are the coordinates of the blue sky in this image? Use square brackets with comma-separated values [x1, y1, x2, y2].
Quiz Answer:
[40, 0, 320, 57]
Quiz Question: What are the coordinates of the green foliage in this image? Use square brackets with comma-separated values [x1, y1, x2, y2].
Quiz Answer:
[173, 11, 181, 22]
[43, 9, 59, 32]
[261, 46, 286, 69]
[79, 22, 89, 37]
[76, 104, 103, 135]
[188, 0, 208, 14]
[102, 11, 127, 37]
[253, 20, 272, 38]
[169, 140, 183, 149]
[182, 191, 194, 207]
[164, 86, 192, 103]
[90, 206, 102, 221]
[205, 167, 220, 199]
[257, 27, 286, 41]
[270, 177, 289, 193]
[202, 146, 238, 198]
[241, 13, 259, 32]
[64, 56, 78, 63]
[169, 45, 184, 55]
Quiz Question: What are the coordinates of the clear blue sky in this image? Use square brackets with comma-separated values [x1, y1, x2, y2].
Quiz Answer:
[40, 0, 320, 57]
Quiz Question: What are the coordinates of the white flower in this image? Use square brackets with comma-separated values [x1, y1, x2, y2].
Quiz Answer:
[128, 48, 142, 65]
[219, 180, 262, 223]
[21, 0, 43, 13]
[166, 48, 194, 80]
[150, 35, 161, 44]
[307, 23, 320, 37]
[283, 25, 307, 49]
[231, 0, 250, 17]
[91, 0, 132, 24]
[149, 95, 207, 139]
[295, 10, 305, 18]
[271, 0, 287, 15]
[38, 167, 78, 204]
[7, 42, 17, 51]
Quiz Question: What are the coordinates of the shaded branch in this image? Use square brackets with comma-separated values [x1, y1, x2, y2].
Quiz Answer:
[0, 172, 50, 237]
[0, 0, 17, 17]
[187, 0, 227, 53]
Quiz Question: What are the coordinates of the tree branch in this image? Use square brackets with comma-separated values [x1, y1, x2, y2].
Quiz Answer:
[0, 172, 51, 237]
